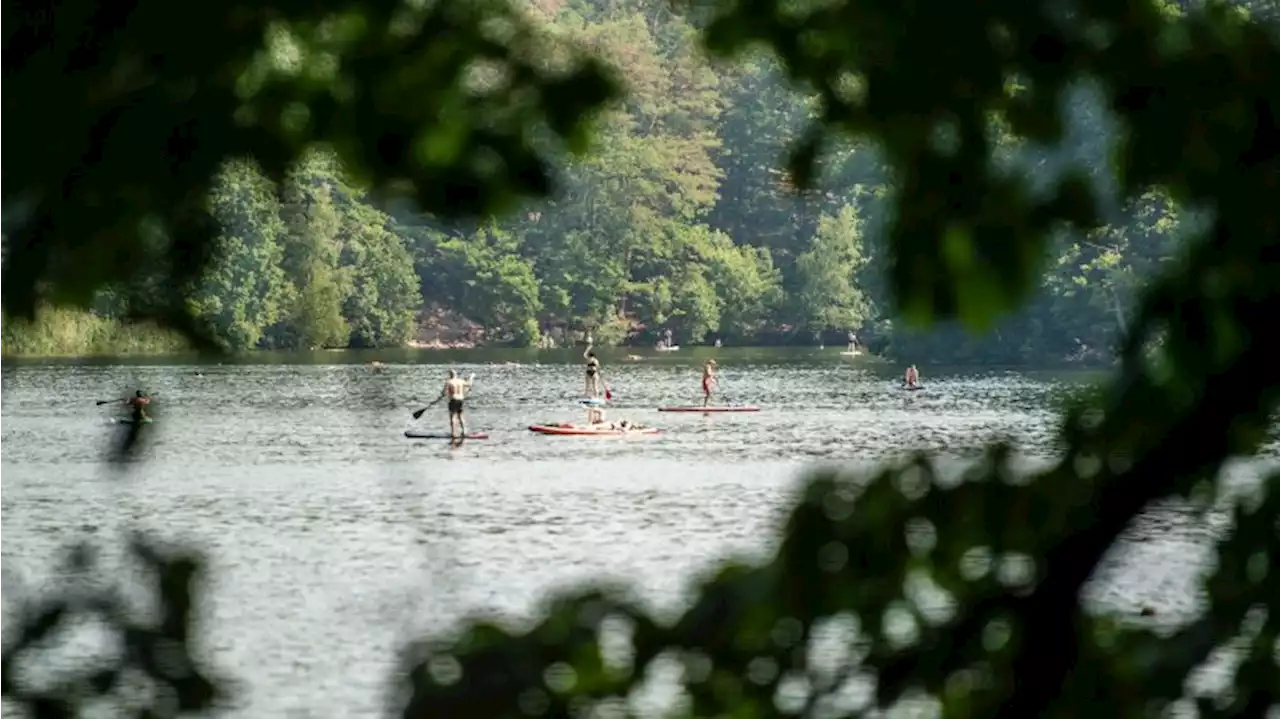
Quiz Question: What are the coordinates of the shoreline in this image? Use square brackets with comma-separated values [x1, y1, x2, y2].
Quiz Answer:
[0, 345, 1119, 371]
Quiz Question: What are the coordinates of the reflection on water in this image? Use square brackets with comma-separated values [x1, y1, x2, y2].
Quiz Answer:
[0, 353, 1271, 716]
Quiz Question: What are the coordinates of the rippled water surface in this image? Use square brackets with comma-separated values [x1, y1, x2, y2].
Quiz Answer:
[0, 350, 1270, 716]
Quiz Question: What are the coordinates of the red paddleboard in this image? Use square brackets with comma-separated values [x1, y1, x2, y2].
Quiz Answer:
[528, 423, 659, 436]
[657, 406, 760, 413]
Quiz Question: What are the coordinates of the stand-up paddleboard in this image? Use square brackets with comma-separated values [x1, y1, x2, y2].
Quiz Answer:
[112, 417, 154, 425]
[579, 397, 607, 406]
[655, 345, 680, 352]
[900, 385, 925, 391]
[404, 430, 490, 440]
[840, 350, 861, 356]
[529, 423, 659, 436]
[657, 405, 760, 413]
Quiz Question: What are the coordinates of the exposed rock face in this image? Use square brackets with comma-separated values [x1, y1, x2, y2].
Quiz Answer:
[411, 304, 483, 349]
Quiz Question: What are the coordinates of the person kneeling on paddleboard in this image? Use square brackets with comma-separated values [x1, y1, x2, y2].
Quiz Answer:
[701, 359, 718, 407]
[904, 365, 920, 389]
[126, 390, 151, 422]
[438, 370, 474, 441]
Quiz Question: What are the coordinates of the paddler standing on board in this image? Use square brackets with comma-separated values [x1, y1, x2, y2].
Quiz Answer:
[584, 344, 603, 398]
[439, 370, 473, 442]
[847, 331, 858, 353]
[904, 365, 920, 389]
[701, 359, 718, 407]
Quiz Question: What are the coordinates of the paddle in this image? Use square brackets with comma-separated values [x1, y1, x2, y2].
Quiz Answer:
[412, 373, 474, 419]
[411, 397, 442, 420]
[97, 393, 156, 406]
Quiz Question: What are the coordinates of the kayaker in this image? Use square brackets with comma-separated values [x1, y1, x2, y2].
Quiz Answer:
[701, 359, 717, 407]
[438, 370, 473, 441]
[586, 405, 606, 425]
[125, 390, 151, 422]
[584, 345, 602, 398]
[904, 365, 920, 388]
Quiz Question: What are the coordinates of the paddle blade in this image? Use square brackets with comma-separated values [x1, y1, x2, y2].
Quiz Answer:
[412, 408, 427, 420]
[605, 387, 613, 400]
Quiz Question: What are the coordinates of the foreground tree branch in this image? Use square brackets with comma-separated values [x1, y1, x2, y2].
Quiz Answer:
[3, 0, 1278, 716]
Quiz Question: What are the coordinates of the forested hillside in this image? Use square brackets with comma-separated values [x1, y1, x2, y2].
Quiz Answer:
[1, 0, 1202, 362]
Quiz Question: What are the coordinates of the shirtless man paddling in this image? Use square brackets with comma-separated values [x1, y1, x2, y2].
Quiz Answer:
[438, 370, 474, 441]
[125, 390, 151, 422]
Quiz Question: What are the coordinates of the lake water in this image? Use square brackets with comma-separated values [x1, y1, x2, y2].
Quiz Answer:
[1, 349, 1272, 716]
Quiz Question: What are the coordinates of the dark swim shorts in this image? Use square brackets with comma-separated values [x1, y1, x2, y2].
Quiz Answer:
[448, 399, 464, 415]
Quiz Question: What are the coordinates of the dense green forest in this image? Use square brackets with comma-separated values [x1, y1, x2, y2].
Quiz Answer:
[1, 0, 1200, 363]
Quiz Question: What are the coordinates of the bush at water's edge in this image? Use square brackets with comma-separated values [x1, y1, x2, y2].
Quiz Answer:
[1, 305, 188, 358]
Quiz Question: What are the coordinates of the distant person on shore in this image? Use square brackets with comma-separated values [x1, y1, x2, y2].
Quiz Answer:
[584, 345, 602, 397]
[904, 365, 920, 389]
[714, 338, 722, 348]
[847, 331, 858, 353]
[438, 370, 473, 441]
[125, 390, 151, 422]
[702, 359, 718, 407]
